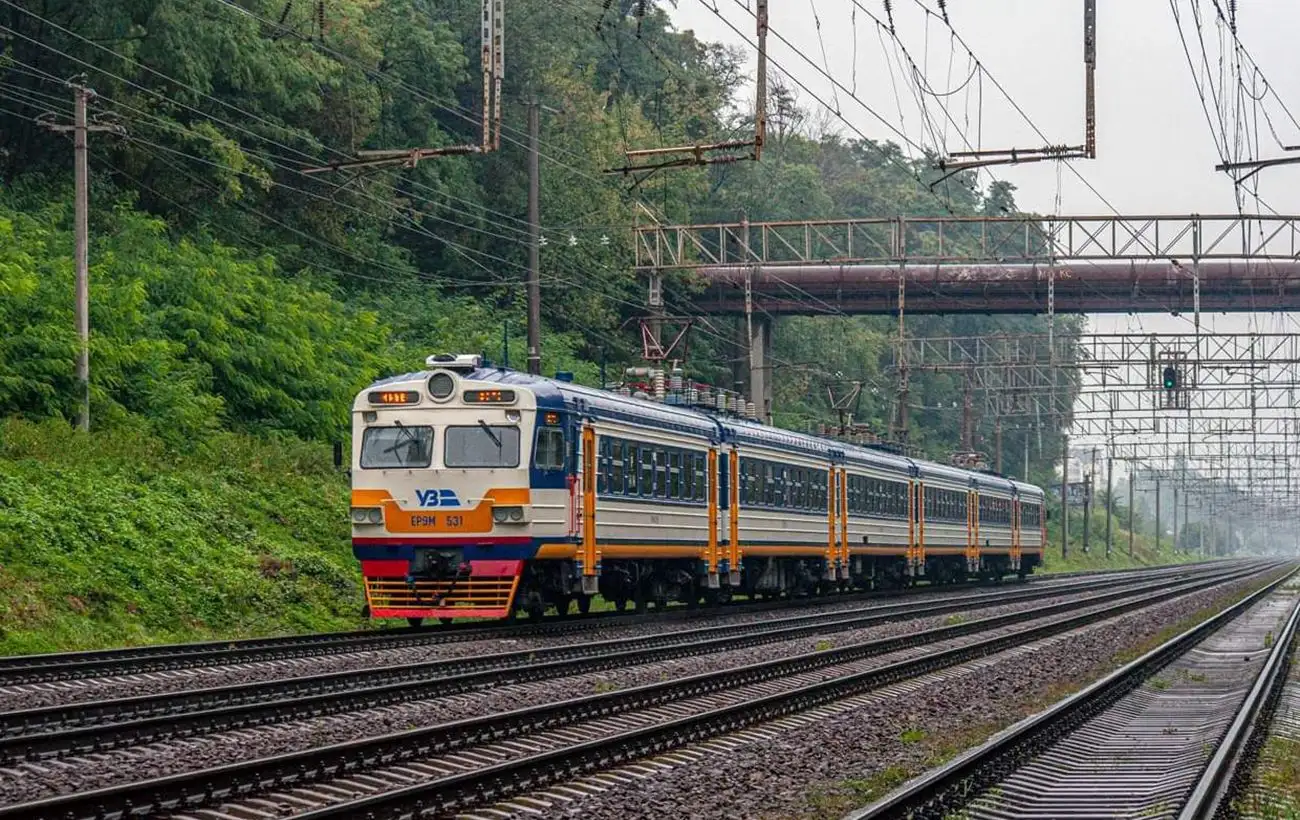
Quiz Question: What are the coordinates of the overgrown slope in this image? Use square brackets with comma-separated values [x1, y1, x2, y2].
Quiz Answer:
[0, 419, 359, 654]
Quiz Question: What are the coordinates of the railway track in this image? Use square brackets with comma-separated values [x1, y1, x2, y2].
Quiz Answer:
[848, 566, 1300, 820]
[0, 561, 1273, 820]
[0, 562, 1215, 687]
[0, 565, 1231, 764]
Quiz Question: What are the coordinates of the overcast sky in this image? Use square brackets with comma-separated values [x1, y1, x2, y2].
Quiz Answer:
[669, 0, 1300, 339]
[668, 2, 1300, 488]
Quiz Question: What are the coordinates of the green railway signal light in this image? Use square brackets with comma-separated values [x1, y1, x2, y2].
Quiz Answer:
[1162, 366, 1179, 390]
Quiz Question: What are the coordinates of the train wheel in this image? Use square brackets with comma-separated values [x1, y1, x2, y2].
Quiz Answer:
[554, 596, 573, 619]
[613, 598, 628, 612]
[406, 617, 424, 628]
[577, 595, 592, 615]
[438, 617, 454, 625]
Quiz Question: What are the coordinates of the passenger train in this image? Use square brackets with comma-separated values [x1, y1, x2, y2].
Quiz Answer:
[350, 354, 1047, 624]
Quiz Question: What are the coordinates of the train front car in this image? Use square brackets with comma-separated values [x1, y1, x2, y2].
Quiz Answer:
[350, 354, 557, 625]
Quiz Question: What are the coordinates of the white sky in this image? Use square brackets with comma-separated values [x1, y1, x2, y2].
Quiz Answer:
[668, 1, 1300, 498]
[668, 0, 1300, 337]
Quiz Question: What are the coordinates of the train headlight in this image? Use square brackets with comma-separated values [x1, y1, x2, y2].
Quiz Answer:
[351, 507, 384, 525]
[428, 372, 455, 401]
[493, 506, 525, 524]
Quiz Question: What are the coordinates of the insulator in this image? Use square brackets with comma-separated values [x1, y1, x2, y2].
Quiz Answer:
[883, 0, 895, 33]
[716, 392, 728, 412]
[937, 0, 949, 24]
[669, 369, 684, 391]
[652, 370, 666, 401]
[746, 400, 756, 419]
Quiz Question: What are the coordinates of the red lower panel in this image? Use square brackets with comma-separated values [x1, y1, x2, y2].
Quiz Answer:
[371, 607, 512, 619]
[361, 560, 408, 577]
[469, 559, 524, 577]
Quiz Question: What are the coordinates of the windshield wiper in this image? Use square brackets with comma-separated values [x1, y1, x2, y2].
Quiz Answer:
[383, 420, 419, 462]
[478, 419, 502, 449]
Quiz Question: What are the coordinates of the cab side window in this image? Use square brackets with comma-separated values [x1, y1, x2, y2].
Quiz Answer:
[534, 427, 565, 471]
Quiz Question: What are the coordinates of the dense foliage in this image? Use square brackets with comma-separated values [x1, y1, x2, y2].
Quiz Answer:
[0, 1, 1124, 649]
[0, 0, 1079, 470]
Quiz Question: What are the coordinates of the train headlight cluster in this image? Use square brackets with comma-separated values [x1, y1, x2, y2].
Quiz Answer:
[351, 507, 384, 525]
[492, 506, 525, 524]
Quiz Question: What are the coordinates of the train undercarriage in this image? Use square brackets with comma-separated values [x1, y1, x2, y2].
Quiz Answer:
[383, 551, 1044, 623]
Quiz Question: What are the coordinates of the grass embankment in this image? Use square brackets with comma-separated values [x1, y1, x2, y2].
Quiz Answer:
[0, 419, 361, 654]
[1040, 504, 1208, 574]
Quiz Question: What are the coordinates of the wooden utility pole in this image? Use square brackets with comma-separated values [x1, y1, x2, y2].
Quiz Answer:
[40, 80, 121, 432]
[526, 99, 542, 375]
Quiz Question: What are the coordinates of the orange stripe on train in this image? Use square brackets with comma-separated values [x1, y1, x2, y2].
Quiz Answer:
[351, 487, 532, 533]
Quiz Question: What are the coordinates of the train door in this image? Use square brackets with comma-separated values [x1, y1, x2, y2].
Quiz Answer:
[706, 447, 720, 587]
[727, 448, 741, 586]
[1011, 497, 1022, 569]
[825, 465, 838, 580]
[838, 468, 849, 579]
[966, 489, 980, 574]
[910, 480, 925, 578]
[579, 425, 598, 595]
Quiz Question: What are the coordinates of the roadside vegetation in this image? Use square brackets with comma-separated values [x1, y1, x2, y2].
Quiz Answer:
[0, 0, 1196, 651]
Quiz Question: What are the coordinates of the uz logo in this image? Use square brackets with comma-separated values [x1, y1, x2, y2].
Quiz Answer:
[416, 489, 461, 508]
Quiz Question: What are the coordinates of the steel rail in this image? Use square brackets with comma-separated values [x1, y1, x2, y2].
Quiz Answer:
[0, 562, 1198, 685]
[0, 563, 1270, 820]
[0, 568, 1195, 762]
[0, 587, 878, 685]
[1, 588, 960, 686]
[846, 565, 1299, 820]
[1178, 582, 1300, 820]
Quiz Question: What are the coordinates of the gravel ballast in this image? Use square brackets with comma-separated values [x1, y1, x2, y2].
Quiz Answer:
[478, 572, 1278, 820]
[0, 584, 1156, 804]
[0, 578, 1103, 713]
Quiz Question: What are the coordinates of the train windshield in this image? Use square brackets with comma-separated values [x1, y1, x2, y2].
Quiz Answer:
[445, 424, 521, 468]
[360, 424, 434, 469]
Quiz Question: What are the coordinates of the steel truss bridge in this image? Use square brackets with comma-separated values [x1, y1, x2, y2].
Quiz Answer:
[636, 214, 1300, 315]
[633, 214, 1300, 549]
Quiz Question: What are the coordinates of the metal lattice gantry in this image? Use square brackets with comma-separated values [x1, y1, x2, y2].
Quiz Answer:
[904, 332, 1300, 420]
[896, 331, 1300, 521]
[637, 214, 1300, 315]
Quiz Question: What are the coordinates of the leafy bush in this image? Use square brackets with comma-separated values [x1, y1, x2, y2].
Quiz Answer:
[0, 418, 362, 653]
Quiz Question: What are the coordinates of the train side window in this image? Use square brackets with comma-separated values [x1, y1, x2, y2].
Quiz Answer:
[697, 454, 708, 501]
[762, 462, 774, 506]
[634, 447, 647, 496]
[611, 439, 625, 493]
[654, 450, 667, 498]
[595, 437, 610, 492]
[626, 445, 639, 496]
[683, 452, 694, 500]
[669, 450, 682, 499]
